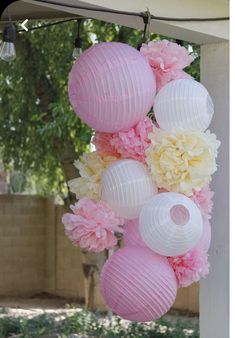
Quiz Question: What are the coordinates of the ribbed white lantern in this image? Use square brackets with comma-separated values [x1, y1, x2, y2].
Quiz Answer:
[101, 159, 156, 219]
[154, 79, 214, 131]
[139, 192, 203, 256]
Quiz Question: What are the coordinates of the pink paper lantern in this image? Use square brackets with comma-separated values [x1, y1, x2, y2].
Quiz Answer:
[68, 42, 156, 132]
[100, 247, 177, 322]
[123, 219, 146, 247]
[194, 218, 211, 252]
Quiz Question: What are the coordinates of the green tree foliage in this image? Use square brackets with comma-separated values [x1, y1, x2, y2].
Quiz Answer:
[0, 19, 200, 196]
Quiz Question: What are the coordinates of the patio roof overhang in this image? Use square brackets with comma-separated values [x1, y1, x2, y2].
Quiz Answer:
[0, 0, 229, 44]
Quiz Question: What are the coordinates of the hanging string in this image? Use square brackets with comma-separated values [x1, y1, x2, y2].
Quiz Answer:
[16, 18, 78, 33]
[137, 9, 151, 51]
[29, 0, 230, 22]
[176, 39, 184, 46]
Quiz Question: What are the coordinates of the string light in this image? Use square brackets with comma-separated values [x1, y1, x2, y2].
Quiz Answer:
[33, 0, 229, 22]
[73, 19, 83, 59]
[0, 1, 228, 63]
[0, 23, 17, 62]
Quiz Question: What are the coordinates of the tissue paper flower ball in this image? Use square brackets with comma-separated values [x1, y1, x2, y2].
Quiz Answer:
[167, 247, 209, 287]
[92, 133, 120, 157]
[62, 198, 124, 252]
[68, 152, 117, 201]
[93, 117, 153, 163]
[101, 246, 177, 321]
[190, 185, 214, 220]
[140, 40, 193, 91]
[110, 117, 153, 163]
[146, 128, 220, 196]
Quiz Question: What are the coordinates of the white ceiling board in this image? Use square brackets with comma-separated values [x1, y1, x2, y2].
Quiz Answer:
[1, 0, 229, 44]
[0, 1, 76, 22]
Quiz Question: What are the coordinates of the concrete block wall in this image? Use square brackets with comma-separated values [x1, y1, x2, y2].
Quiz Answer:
[0, 195, 45, 296]
[54, 205, 85, 300]
[0, 194, 199, 313]
[174, 282, 199, 313]
[0, 196, 85, 301]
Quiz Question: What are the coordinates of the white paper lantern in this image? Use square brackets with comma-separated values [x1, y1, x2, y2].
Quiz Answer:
[154, 79, 214, 131]
[101, 159, 156, 219]
[139, 192, 203, 256]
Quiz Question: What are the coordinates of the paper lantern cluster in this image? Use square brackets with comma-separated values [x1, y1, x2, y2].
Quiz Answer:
[62, 40, 220, 322]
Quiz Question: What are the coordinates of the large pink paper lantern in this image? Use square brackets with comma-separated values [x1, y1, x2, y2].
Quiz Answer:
[123, 219, 146, 247]
[100, 247, 177, 322]
[68, 42, 156, 132]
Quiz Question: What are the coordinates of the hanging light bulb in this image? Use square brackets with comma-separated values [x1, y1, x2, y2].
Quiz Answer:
[72, 19, 83, 59]
[0, 23, 17, 62]
[72, 38, 82, 59]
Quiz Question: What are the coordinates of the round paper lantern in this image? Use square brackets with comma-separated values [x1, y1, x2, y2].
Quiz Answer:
[194, 218, 211, 252]
[139, 192, 203, 256]
[101, 159, 156, 219]
[100, 246, 177, 322]
[68, 42, 156, 132]
[123, 219, 146, 247]
[154, 79, 214, 131]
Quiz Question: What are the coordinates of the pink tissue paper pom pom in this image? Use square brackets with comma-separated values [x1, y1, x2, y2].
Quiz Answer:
[167, 248, 210, 288]
[62, 198, 124, 252]
[140, 40, 194, 91]
[190, 184, 214, 220]
[92, 133, 120, 157]
[93, 117, 153, 163]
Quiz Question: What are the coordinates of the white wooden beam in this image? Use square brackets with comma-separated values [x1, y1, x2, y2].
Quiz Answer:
[200, 42, 229, 338]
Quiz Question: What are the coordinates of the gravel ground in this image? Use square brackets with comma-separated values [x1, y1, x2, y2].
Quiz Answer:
[0, 296, 199, 338]
[0, 296, 198, 322]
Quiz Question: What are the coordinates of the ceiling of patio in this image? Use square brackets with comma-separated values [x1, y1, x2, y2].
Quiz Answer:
[0, 0, 229, 44]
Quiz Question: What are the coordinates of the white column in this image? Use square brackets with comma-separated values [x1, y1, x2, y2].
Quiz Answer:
[200, 42, 229, 338]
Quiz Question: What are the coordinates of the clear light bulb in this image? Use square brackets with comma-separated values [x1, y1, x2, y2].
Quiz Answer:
[72, 21, 83, 60]
[1, 23, 17, 62]
[0, 41, 16, 62]
[72, 47, 82, 59]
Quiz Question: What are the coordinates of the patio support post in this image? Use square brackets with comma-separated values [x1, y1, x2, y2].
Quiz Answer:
[200, 42, 229, 338]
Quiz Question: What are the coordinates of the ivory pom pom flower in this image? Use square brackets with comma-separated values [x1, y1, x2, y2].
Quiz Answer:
[146, 128, 220, 196]
[190, 185, 214, 220]
[68, 152, 117, 201]
[140, 40, 193, 91]
[167, 248, 209, 287]
[93, 117, 153, 163]
[62, 198, 124, 252]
